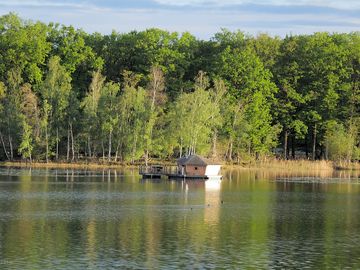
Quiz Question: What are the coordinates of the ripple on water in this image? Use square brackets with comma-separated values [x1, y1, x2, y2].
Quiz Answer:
[0, 169, 360, 269]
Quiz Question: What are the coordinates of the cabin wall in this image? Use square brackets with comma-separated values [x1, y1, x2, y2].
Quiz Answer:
[185, 165, 206, 176]
[205, 165, 221, 176]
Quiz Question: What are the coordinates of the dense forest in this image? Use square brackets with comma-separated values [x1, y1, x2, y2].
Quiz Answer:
[0, 13, 359, 164]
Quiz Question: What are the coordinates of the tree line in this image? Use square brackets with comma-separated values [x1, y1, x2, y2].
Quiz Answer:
[0, 13, 359, 163]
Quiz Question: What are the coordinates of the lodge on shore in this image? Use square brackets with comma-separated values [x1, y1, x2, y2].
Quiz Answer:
[139, 154, 222, 180]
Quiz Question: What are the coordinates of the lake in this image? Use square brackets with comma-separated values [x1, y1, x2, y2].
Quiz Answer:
[0, 167, 360, 269]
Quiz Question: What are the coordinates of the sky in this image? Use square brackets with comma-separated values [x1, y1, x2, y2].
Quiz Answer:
[0, 0, 359, 39]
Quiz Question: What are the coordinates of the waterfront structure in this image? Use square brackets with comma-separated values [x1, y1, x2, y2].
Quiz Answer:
[139, 155, 222, 179]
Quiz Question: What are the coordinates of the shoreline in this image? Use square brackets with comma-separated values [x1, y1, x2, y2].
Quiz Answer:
[0, 161, 133, 170]
[0, 159, 359, 171]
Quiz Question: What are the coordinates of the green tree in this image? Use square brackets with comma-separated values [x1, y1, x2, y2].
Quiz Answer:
[144, 66, 166, 165]
[2, 68, 23, 160]
[40, 56, 72, 161]
[324, 120, 359, 162]
[0, 81, 9, 160]
[167, 72, 221, 156]
[220, 46, 279, 159]
[81, 70, 105, 158]
[296, 33, 351, 159]
[18, 83, 39, 161]
[274, 36, 307, 159]
[248, 33, 281, 70]
[0, 13, 50, 84]
[98, 82, 120, 161]
[18, 120, 33, 161]
[116, 71, 147, 162]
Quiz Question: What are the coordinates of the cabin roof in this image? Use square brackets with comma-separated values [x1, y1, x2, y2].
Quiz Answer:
[177, 155, 220, 166]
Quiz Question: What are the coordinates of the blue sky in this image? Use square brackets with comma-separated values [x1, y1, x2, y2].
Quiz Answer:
[0, 0, 359, 38]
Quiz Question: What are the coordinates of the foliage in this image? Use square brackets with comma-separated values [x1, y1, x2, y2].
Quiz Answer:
[323, 120, 359, 162]
[0, 13, 359, 163]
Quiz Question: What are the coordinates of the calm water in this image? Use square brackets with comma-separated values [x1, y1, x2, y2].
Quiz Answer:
[0, 167, 360, 269]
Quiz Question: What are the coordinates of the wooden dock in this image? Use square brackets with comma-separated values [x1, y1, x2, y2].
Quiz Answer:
[139, 165, 165, 179]
[139, 165, 220, 180]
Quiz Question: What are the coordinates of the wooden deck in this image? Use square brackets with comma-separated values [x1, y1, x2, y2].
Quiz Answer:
[139, 165, 221, 180]
[166, 173, 207, 180]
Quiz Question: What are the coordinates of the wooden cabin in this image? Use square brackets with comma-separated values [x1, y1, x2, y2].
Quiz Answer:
[177, 155, 221, 179]
[139, 155, 222, 179]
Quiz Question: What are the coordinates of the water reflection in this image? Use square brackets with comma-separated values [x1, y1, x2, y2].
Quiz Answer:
[0, 168, 360, 269]
[204, 179, 221, 225]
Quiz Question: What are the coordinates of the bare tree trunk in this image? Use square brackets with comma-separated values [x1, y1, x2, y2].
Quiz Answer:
[108, 130, 112, 162]
[8, 134, 13, 160]
[67, 127, 70, 161]
[93, 143, 96, 159]
[56, 128, 59, 160]
[312, 124, 317, 160]
[212, 130, 217, 158]
[132, 134, 138, 164]
[7, 119, 13, 160]
[179, 138, 183, 158]
[291, 136, 295, 159]
[114, 145, 118, 162]
[325, 139, 329, 160]
[115, 141, 121, 162]
[0, 131, 9, 160]
[88, 135, 91, 158]
[145, 150, 148, 167]
[70, 123, 75, 161]
[45, 128, 49, 163]
[284, 130, 288, 160]
[102, 140, 105, 161]
[228, 141, 233, 162]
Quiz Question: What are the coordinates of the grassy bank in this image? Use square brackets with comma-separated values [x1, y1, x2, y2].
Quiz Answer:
[225, 159, 360, 171]
[1, 159, 359, 171]
[0, 161, 133, 170]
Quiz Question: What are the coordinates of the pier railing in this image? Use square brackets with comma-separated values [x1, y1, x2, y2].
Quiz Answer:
[139, 165, 179, 176]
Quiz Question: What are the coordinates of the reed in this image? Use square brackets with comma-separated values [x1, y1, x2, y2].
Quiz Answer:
[0, 161, 133, 170]
[255, 159, 334, 171]
[1, 158, 359, 172]
[224, 158, 360, 172]
[334, 160, 360, 170]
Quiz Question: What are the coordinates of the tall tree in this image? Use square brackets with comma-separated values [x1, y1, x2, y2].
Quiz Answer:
[220, 46, 279, 159]
[98, 82, 120, 161]
[18, 83, 39, 161]
[0, 81, 9, 160]
[296, 33, 351, 159]
[116, 71, 147, 163]
[40, 56, 72, 161]
[144, 66, 166, 165]
[0, 13, 50, 84]
[274, 36, 307, 159]
[167, 72, 221, 156]
[81, 70, 105, 158]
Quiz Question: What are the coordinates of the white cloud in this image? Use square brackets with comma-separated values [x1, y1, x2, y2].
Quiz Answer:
[0, 0, 358, 38]
[1, 0, 360, 10]
[154, 0, 360, 10]
[0, 0, 87, 8]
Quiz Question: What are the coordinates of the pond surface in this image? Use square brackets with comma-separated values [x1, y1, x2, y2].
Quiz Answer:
[0, 167, 360, 269]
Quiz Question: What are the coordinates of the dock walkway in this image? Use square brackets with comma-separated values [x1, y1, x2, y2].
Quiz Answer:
[139, 165, 210, 180]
